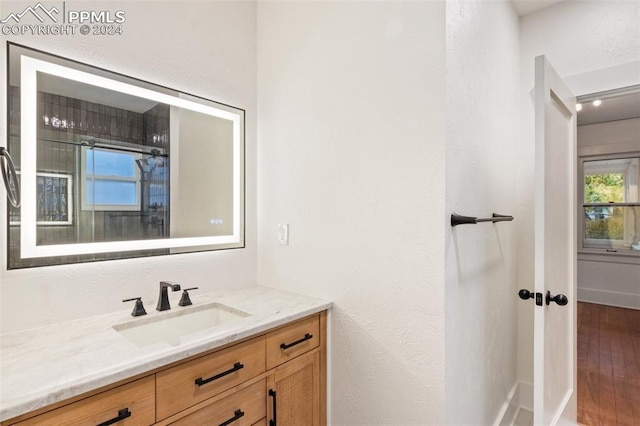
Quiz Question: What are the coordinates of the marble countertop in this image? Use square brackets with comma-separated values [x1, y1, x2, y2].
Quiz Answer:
[0, 285, 331, 422]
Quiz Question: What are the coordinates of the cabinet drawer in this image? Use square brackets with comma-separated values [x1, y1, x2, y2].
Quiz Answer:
[156, 337, 266, 420]
[170, 379, 265, 426]
[266, 315, 320, 370]
[14, 375, 155, 426]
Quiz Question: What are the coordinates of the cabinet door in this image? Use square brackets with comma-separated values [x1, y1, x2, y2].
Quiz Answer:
[267, 352, 320, 426]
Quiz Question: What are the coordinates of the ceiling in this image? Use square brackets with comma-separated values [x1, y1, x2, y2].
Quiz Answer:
[39, 73, 159, 114]
[510, 0, 566, 16]
[577, 91, 640, 126]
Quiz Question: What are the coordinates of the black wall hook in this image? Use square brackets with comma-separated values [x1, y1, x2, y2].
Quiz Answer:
[451, 213, 514, 227]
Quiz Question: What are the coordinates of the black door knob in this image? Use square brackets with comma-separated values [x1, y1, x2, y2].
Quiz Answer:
[518, 289, 534, 300]
[546, 291, 568, 306]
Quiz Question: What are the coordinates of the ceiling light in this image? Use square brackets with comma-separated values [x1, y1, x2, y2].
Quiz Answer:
[592, 100, 602, 107]
[576, 103, 582, 111]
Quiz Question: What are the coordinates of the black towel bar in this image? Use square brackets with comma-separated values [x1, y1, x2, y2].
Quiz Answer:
[451, 213, 514, 227]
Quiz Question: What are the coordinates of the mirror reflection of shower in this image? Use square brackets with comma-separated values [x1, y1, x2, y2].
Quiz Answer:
[77, 138, 170, 244]
[135, 149, 169, 238]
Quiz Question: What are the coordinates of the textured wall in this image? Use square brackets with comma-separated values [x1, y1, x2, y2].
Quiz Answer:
[256, 1, 446, 424]
[517, 0, 640, 386]
[519, 0, 640, 80]
[0, 1, 257, 333]
[445, 1, 521, 423]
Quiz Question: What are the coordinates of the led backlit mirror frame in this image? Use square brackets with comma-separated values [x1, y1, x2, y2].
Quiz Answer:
[9, 43, 245, 261]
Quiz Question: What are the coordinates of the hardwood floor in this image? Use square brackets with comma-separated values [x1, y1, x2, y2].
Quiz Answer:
[578, 302, 640, 425]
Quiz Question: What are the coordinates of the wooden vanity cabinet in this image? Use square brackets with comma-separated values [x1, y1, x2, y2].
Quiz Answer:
[2, 311, 327, 426]
[164, 312, 325, 426]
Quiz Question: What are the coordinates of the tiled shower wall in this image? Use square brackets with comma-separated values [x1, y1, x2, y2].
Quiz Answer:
[142, 103, 170, 231]
[7, 87, 170, 268]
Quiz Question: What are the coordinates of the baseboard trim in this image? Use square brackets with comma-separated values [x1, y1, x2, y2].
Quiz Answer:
[519, 382, 533, 412]
[494, 382, 520, 426]
[494, 381, 535, 426]
[578, 288, 640, 310]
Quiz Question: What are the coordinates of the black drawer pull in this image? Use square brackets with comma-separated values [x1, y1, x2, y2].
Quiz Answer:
[280, 333, 313, 350]
[195, 362, 244, 387]
[219, 409, 245, 426]
[97, 408, 131, 426]
[269, 389, 277, 426]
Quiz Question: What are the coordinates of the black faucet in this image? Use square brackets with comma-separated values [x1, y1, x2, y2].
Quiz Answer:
[157, 281, 181, 311]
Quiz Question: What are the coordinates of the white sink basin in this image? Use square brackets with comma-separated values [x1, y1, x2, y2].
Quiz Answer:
[113, 303, 250, 347]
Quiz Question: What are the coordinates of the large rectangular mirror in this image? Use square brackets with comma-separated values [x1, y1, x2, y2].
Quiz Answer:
[7, 43, 245, 268]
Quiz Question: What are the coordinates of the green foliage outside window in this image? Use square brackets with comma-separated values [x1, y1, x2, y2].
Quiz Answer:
[584, 207, 624, 240]
[584, 173, 624, 241]
[584, 173, 624, 203]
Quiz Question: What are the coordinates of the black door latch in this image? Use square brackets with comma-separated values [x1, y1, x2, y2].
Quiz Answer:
[519, 289, 568, 307]
[518, 289, 543, 306]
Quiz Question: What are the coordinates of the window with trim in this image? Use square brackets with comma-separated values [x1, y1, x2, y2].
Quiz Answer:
[81, 146, 141, 211]
[581, 155, 640, 253]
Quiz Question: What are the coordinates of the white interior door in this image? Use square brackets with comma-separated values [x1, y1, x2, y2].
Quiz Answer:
[533, 55, 577, 426]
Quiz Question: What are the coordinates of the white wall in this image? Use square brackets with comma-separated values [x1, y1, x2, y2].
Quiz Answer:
[577, 118, 640, 309]
[518, 0, 640, 385]
[0, 0, 257, 334]
[577, 260, 640, 308]
[256, 2, 446, 424]
[445, 1, 521, 423]
[578, 118, 640, 153]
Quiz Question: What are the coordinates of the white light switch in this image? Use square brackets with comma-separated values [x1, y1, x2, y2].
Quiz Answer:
[278, 223, 289, 246]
